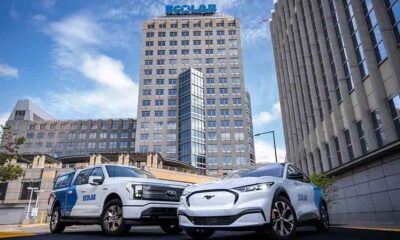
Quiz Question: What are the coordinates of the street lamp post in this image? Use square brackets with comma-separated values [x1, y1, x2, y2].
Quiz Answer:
[254, 130, 278, 163]
[25, 187, 39, 220]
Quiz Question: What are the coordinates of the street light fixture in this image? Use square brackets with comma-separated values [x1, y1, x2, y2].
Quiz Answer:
[254, 130, 278, 163]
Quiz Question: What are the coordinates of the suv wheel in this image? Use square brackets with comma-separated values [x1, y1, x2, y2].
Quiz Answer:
[50, 206, 65, 233]
[315, 202, 329, 232]
[160, 224, 182, 234]
[270, 196, 296, 240]
[185, 228, 215, 239]
[101, 199, 130, 236]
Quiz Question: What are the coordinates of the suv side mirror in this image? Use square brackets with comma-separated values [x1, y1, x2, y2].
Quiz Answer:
[88, 176, 103, 185]
[288, 172, 303, 181]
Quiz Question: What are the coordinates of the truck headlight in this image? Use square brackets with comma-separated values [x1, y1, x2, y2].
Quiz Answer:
[132, 184, 143, 199]
[234, 182, 274, 192]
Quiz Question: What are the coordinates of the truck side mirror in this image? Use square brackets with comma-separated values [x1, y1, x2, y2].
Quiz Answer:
[88, 176, 103, 185]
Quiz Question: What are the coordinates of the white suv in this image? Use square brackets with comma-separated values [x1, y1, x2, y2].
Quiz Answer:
[178, 163, 329, 240]
[47, 164, 189, 235]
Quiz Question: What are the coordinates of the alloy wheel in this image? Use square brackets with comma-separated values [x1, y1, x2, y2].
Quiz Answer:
[51, 211, 59, 230]
[104, 205, 123, 232]
[271, 201, 294, 236]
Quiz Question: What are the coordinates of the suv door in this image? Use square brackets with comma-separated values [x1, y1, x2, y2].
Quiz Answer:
[285, 165, 316, 221]
[85, 167, 106, 216]
[51, 172, 75, 217]
[70, 169, 93, 216]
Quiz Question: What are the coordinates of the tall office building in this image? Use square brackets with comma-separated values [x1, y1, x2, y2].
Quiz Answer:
[271, 0, 400, 226]
[135, 4, 255, 175]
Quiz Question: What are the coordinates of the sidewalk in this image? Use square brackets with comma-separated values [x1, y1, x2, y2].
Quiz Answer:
[332, 224, 400, 232]
[0, 224, 49, 238]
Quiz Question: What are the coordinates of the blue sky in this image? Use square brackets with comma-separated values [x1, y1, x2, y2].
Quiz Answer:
[0, 0, 285, 163]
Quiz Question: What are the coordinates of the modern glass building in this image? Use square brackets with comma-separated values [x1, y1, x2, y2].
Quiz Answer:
[135, 5, 255, 176]
[178, 68, 206, 171]
[271, 0, 400, 227]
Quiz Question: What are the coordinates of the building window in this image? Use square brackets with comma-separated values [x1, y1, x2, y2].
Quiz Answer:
[362, 0, 387, 63]
[334, 137, 343, 165]
[19, 182, 41, 200]
[356, 121, 369, 154]
[344, 129, 354, 160]
[385, 0, 400, 46]
[0, 182, 8, 200]
[371, 110, 385, 147]
[388, 94, 400, 137]
[325, 143, 333, 170]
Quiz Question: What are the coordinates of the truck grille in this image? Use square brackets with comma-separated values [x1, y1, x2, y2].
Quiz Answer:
[141, 185, 184, 202]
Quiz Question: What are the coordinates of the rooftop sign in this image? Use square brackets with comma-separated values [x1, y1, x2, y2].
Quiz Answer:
[165, 4, 217, 15]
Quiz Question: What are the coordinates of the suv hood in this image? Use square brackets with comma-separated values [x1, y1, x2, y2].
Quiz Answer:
[107, 177, 190, 188]
[185, 176, 280, 192]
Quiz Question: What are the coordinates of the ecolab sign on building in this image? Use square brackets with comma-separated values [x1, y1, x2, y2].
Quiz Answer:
[166, 4, 217, 15]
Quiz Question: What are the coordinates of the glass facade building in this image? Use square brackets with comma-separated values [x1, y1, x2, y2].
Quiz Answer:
[178, 68, 206, 171]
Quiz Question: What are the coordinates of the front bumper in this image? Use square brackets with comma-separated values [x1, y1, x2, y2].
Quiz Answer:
[178, 189, 273, 229]
[123, 202, 180, 225]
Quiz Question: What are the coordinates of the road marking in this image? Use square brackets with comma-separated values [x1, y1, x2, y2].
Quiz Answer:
[337, 226, 400, 232]
[0, 232, 35, 238]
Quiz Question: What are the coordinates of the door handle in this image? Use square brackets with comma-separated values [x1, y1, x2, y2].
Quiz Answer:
[67, 191, 73, 195]
[81, 190, 87, 193]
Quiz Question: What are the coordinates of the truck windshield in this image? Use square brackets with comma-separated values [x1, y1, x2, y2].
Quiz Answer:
[106, 165, 156, 179]
[222, 164, 284, 179]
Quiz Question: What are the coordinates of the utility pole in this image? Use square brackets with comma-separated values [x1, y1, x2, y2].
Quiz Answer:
[254, 131, 278, 163]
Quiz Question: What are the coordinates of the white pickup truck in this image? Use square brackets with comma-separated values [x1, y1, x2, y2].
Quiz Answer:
[47, 164, 189, 235]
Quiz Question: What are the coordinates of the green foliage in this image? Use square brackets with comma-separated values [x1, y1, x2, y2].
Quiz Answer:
[310, 173, 338, 204]
[0, 125, 25, 182]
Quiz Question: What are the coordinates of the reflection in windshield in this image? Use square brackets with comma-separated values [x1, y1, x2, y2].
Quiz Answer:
[222, 164, 284, 179]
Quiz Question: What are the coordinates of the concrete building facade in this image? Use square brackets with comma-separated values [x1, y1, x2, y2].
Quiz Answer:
[135, 9, 255, 176]
[271, 0, 400, 226]
[5, 100, 137, 158]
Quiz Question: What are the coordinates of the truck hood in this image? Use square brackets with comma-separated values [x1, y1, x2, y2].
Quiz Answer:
[107, 177, 190, 188]
[185, 176, 281, 192]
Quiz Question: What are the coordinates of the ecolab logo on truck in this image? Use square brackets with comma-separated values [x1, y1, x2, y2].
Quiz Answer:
[166, 4, 217, 15]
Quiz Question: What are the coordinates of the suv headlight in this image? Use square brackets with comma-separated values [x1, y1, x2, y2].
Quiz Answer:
[234, 182, 274, 192]
[132, 184, 143, 199]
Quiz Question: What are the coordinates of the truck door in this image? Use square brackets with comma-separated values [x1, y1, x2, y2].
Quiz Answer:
[69, 169, 92, 217]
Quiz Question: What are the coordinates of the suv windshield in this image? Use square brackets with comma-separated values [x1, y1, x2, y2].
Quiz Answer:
[106, 165, 155, 179]
[223, 164, 284, 179]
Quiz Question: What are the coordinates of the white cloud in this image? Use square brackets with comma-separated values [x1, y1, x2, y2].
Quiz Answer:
[255, 139, 286, 164]
[32, 14, 47, 23]
[253, 102, 281, 126]
[41, 12, 139, 119]
[9, 5, 19, 19]
[47, 14, 103, 50]
[0, 64, 19, 78]
[0, 112, 9, 126]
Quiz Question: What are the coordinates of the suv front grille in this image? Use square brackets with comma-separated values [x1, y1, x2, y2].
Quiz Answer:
[191, 216, 235, 225]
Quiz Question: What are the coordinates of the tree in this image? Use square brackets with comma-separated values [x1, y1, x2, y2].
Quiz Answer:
[0, 125, 24, 182]
[309, 172, 338, 204]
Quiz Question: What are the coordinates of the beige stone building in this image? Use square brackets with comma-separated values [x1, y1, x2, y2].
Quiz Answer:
[271, 0, 400, 226]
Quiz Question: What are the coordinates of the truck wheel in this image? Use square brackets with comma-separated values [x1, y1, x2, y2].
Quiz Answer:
[50, 206, 65, 233]
[270, 196, 296, 240]
[185, 228, 215, 239]
[101, 199, 130, 236]
[160, 224, 182, 234]
[315, 202, 329, 232]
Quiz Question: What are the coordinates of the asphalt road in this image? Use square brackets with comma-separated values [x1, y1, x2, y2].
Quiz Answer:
[5, 225, 400, 240]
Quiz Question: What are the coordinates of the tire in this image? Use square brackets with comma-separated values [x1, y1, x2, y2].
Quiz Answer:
[100, 199, 130, 236]
[185, 228, 215, 239]
[270, 196, 296, 240]
[49, 206, 65, 234]
[315, 202, 329, 232]
[160, 223, 182, 235]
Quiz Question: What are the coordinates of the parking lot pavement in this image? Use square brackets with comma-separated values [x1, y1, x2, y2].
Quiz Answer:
[1, 225, 400, 240]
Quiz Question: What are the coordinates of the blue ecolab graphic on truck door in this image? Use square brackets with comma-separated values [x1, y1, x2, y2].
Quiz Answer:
[64, 186, 78, 216]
